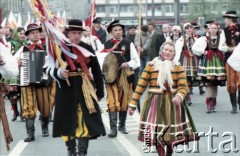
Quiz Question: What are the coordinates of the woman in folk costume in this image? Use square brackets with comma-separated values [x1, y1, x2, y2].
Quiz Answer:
[192, 22, 226, 113]
[169, 25, 182, 44]
[81, 26, 104, 53]
[128, 41, 198, 156]
[175, 23, 199, 105]
[5, 27, 27, 121]
[49, 19, 106, 156]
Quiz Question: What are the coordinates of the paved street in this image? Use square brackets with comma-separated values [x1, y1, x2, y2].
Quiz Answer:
[0, 86, 240, 156]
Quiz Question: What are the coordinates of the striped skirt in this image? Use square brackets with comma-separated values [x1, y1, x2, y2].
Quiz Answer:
[180, 54, 199, 86]
[197, 54, 226, 86]
[138, 92, 198, 146]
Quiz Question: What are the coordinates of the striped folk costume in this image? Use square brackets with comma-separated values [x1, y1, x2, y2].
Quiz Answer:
[129, 58, 198, 155]
[192, 21, 226, 113]
[219, 10, 240, 114]
[13, 23, 54, 142]
[103, 20, 140, 138]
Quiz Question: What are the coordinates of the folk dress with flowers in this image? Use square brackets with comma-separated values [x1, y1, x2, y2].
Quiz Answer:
[192, 36, 226, 86]
[129, 58, 198, 146]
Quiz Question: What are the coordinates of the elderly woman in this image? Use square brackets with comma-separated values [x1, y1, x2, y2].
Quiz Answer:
[128, 41, 198, 156]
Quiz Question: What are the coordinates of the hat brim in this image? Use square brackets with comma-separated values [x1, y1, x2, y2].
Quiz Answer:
[223, 14, 238, 18]
[65, 27, 86, 31]
[107, 24, 125, 33]
[25, 27, 42, 36]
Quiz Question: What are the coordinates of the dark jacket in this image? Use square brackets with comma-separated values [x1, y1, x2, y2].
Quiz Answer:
[156, 34, 166, 55]
[150, 30, 160, 60]
[50, 41, 105, 138]
[95, 27, 107, 44]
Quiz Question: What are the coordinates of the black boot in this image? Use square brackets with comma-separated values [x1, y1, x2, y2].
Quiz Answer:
[108, 112, 117, 138]
[41, 116, 49, 137]
[11, 103, 19, 121]
[199, 86, 205, 95]
[48, 112, 53, 122]
[24, 118, 35, 142]
[118, 111, 129, 134]
[77, 138, 89, 156]
[66, 139, 77, 156]
[230, 93, 237, 114]
[238, 92, 240, 110]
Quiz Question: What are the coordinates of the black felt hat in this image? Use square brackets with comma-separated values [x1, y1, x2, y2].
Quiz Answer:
[107, 20, 125, 33]
[25, 23, 42, 36]
[128, 25, 137, 30]
[191, 22, 200, 29]
[65, 19, 85, 31]
[204, 20, 215, 29]
[93, 17, 102, 24]
[223, 11, 238, 18]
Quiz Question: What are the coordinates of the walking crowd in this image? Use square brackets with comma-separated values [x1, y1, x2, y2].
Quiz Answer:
[0, 9, 239, 156]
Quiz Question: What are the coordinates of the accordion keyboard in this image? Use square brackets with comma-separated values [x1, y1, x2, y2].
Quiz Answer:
[20, 52, 30, 86]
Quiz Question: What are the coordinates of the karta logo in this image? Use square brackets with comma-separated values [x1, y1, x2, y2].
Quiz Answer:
[142, 125, 239, 154]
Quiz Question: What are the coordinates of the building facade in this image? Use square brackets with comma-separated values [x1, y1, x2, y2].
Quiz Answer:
[95, 0, 240, 26]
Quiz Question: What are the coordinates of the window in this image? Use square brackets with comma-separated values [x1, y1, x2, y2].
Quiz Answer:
[155, 4, 161, 12]
[109, 0, 118, 3]
[165, 4, 173, 13]
[96, 6, 106, 13]
[120, 5, 133, 13]
[110, 6, 117, 14]
[180, 4, 188, 13]
[141, 5, 146, 13]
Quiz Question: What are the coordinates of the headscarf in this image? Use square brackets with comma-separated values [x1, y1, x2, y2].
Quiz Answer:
[10, 28, 27, 54]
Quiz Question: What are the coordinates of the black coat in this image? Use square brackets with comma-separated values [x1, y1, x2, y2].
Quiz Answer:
[150, 31, 160, 60]
[51, 42, 106, 138]
[156, 34, 166, 54]
[95, 28, 107, 44]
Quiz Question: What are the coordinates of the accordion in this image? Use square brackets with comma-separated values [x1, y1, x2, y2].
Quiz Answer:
[20, 50, 46, 86]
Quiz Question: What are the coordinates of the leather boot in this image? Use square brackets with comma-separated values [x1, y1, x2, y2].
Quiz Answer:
[211, 98, 217, 113]
[66, 139, 77, 156]
[108, 112, 117, 138]
[186, 94, 192, 106]
[24, 118, 35, 142]
[238, 92, 240, 110]
[189, 87, 193, 94]
[11, 103, 19, 121]
[48, 112, 53, 122]
[41, 116, 49, 137]
[206, 98, 211, 113]
[199, 86, 205, 95]
[118, 111, 128, 134]
[230, 93, 237, 114]
[77, 137, 89, 156]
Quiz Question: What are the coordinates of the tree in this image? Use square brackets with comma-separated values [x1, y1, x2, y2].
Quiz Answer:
[187, 0, 240, 25]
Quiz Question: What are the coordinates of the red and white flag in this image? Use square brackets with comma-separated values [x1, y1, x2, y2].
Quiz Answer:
[84, 0, 96, 28]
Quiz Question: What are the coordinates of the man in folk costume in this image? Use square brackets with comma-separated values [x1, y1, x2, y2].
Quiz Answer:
[48, 19, 105, 156]
[219, 11, 240, 114]
[14, 23, 53, 142]
[103, 20, 140, 138]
